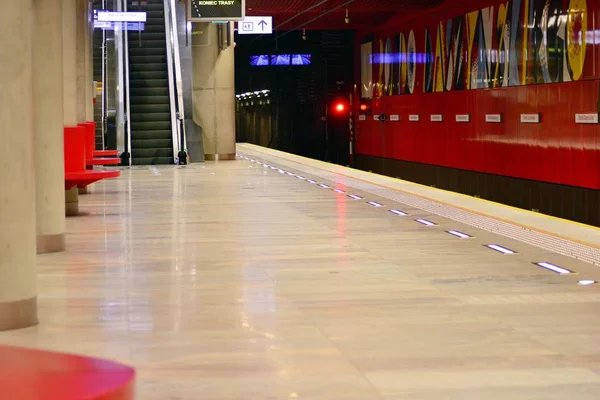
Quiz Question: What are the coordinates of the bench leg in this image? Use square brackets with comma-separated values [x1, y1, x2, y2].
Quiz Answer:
[65, 188, 79, 217]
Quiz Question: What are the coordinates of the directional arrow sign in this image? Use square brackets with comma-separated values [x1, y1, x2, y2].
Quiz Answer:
[237, 16, 272, 35]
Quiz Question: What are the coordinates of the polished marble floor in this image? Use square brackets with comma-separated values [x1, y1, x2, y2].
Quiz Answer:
[2, 152, 600, 399]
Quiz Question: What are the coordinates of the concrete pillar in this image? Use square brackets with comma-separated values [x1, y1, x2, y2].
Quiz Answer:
[192, 22, 236, 161]
[34, 0, 66, 254]
[76, 0, 89, 123]
[63, 0, 77, 127]
[84, 0, 94, 122]
[0, 0, 38, 330]
[64, 0, 80, 213]
[80, 1, 93, 196]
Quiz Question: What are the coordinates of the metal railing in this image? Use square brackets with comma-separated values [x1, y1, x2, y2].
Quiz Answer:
[163, 0, 184, 162]
[123, 24, 132, 165]
[168, 0, 187, 157]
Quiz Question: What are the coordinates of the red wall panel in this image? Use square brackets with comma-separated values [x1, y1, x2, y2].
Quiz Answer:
[355, 0, 600, 190]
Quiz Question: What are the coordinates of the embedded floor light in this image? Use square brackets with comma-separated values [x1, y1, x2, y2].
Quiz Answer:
[296, 175, 306, 180]
[307, 179, 317, 184]
[367, 201, 383, 207]
[286, 172, 294, 176]
[333, 189, 345, 194]
[447, 230, 472, 239]
[278, 169, 285, 173]
[535, 262, 573, 275]
[390, 209, 407, 216]
[486, 244, 516, 255]
[578, 280, 597, 286]
[347, 194, 363, 200]
[416, 219, 436, 226]
[318, 184, 330, 188]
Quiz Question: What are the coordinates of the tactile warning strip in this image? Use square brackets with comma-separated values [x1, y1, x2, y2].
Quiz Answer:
[238, 151, 600, 267]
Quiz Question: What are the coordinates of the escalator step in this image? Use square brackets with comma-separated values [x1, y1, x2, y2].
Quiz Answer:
[131, 130, 172, 140]
[130, 86, 169, 96]
[131, 121, 171, 130]
[132, 147, 173, 158]
[129, 47, 165, 56]
[129, 63, 168, 72]
[133, 138, 172, 148]
[129, 70, 168, 80]
[144, 17, 167, 25]
[130, 112, 171, 122]
[129, 95, 170, 105]
[130, 104, 171, 113]
[128, 55, 167, 64]
[127, 32, 166, 40]
[131, 157, 173, 165]
[129, 39, 167, 48]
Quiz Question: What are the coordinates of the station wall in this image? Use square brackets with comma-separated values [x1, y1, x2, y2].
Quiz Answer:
[354, 0, 600, 225]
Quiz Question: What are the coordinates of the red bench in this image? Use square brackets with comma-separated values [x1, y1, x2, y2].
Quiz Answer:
[95, 149, 119, 157]
[79, 122, 121, 165]
[65, 125, 120, 191]
[0, 345, 135, 400]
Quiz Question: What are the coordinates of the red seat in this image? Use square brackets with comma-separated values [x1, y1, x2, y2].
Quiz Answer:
[80, 122, 121, 166]
[95, 149, 119, 157]
[87, 157, 121, 167]
[0, 345, 135, 400]
[64, 125, 120, 190]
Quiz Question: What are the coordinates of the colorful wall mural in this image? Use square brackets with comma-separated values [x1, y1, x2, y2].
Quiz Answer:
[355, 0, 600, 190]
[361, 0, 594, 99]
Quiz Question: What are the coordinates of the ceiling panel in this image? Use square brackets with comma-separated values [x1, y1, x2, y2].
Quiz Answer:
[245, 0, 447, 30]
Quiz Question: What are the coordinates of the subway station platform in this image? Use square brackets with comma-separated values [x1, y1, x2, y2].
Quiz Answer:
[2, 144, 600, 399]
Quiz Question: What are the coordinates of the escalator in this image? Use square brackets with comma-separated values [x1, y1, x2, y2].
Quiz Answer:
[127, 0, 174, 165]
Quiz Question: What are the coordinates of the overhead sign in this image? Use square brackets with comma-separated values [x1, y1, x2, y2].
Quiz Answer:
[430, 114, 443, 122]
[237, 16, 272, 35]
[96, 11, 147, 22]
[187, 0, 245, 21]
[455, 114, 470, 122]
[94, 21, 145, 30]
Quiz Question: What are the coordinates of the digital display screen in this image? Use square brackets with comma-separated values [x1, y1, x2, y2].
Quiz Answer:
[291, 54, 311, 65]
[249, 54, 312, 66]
[270, 54, 291, 66]
[249, 55, 269, 66]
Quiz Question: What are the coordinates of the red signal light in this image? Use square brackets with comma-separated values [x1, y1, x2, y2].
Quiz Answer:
[335, 103, 346, 113]
[360, 104, 367, 111]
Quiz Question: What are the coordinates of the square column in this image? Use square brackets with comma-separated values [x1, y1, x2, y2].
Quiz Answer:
[192, 22, 236, 161]
[34, 0, 67, 254]
[0, 0, 38, 330]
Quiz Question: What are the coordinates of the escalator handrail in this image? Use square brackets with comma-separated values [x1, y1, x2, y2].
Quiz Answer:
[163, 0, 181, 161]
